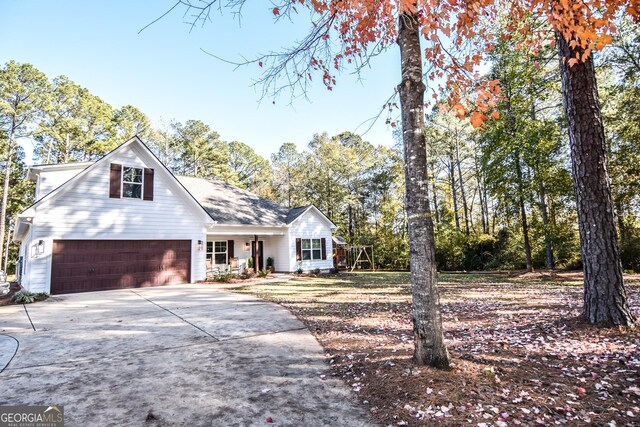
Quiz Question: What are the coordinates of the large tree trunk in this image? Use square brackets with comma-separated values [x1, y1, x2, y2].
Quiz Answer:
[556, 32, 635, 326]
[0, 126, 15, 272]
[398, 9, 449, 368]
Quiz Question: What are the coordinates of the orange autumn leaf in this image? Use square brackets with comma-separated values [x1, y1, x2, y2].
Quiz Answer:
[272, 7, 280, 15]
[470, 111, 485, 128]
[452, 103, 467, 119]
[283, 0, 635, 110]
[490, 111, 500, 120]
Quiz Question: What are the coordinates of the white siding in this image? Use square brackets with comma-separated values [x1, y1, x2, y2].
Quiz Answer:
[36, 168, 85, 200]
[24, 144, 208, 293]
[273, 234, 291, 272]
[286, 209, 334, 272]
[18, 228, 33, 289]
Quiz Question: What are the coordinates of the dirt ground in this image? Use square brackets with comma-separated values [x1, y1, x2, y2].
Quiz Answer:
[233, 271, 640, 427]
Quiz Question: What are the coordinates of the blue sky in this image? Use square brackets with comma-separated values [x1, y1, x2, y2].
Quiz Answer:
[0, 0, 400, 164]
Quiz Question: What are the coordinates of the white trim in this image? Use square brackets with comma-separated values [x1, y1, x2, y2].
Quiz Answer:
[121, 165, 144, 199]
[26, 162, 94, 182]
[289, 205, 337, 230]
[206, 231, 286, 236]
[301, 238, 323, 260]
[207, 223, 286, 228]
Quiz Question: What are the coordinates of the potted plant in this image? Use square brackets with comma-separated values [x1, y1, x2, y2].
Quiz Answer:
[246, 257, 254, 274]
[266, 257, 274, 273]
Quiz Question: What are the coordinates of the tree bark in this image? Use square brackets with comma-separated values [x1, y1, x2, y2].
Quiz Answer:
[398, 9, 449, 368]
[475, 154, 489, 234]
[428, 156, 440, 224]
[348, 204, 354, 243]
[455, 136, 470, 235]
[556, 32, 635, 326]
[538, 182, 555, 269]
[3, 222, 10, 273]
[0, 126, 15, 272]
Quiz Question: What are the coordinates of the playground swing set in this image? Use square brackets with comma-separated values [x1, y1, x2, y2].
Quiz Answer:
[334, 242, 376, 272]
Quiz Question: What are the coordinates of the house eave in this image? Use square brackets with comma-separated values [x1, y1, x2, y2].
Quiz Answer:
[13, 216, 32, 242]
[206, 223, 287, 236]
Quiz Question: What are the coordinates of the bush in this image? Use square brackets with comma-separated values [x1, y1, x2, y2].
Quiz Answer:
[214, 274, 234, 283]
[257, 269, 269, 277]
[266, 257, 274, 270]
[247, 257, 254, 269]
[13, 290, 48, 304]
[311, 268, 321, 275]
[621, 233, 640, 273]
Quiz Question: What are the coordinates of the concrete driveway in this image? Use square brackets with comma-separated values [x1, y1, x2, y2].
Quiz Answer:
[0, 284, 373, 426]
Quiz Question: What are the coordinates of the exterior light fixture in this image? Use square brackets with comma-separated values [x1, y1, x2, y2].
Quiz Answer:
[244, 242, 250, 251]
[37, 240, 45, 255]
[197, 240, 204, 251]
[31, 240, 45, 258]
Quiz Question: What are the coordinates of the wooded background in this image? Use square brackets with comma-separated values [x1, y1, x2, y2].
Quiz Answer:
[1, 16, 639, 274]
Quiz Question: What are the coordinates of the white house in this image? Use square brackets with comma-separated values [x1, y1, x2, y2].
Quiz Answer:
[13, 137, 337, 295]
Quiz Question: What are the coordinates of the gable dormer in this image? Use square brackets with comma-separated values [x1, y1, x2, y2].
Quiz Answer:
[27, 162, 94, 201]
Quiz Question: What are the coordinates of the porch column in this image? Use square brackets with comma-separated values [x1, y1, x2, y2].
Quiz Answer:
[254, 234, 260, 272]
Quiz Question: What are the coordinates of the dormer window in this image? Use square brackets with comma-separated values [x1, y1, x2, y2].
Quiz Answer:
[122, 167, 143, 199]
[109, 163, 154, 201]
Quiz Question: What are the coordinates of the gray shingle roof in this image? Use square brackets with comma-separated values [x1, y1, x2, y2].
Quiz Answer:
[177, 175, 312, 226]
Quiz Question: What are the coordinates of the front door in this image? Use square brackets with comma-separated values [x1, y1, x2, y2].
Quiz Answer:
[251, 241, 264, 271]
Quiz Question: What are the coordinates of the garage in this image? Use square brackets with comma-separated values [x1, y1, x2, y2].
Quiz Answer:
[51, 240, 191, 294]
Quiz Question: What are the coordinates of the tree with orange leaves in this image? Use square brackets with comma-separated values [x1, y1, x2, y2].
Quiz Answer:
[156, 0, 638, 367]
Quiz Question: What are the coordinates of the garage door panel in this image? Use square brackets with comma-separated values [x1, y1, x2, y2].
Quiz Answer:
[51, 240, 192, 294]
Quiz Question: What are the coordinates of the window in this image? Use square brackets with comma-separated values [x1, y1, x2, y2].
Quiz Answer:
[207, 241, 227, 265]
[122, 167, 143, 199]
[302, 238, 322, 260]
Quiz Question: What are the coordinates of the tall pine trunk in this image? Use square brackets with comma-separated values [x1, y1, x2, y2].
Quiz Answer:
[556, 32, 635, 326]
[0, 126, 15, 272]
[538, 182, 555, 269]
[398, 9, 449, 368]
[514, 152, 533, 272]
[455, 138, 470, 235]
[448, 153, 461, 231]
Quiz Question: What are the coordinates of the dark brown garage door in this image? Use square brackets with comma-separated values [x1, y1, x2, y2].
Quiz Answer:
[51, 240, 191, 294]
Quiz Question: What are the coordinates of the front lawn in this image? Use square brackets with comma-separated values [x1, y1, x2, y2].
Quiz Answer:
[234, 271, 640, 426]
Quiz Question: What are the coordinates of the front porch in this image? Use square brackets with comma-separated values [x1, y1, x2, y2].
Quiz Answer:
[205, 228, 288, 275]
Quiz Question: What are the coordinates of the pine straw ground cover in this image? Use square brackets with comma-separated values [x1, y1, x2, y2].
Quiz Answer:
[233, 272, 640, 427]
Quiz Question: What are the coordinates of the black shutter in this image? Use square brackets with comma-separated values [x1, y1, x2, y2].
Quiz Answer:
[143, 168, 154, 201]
[109, 163, 121, 198]
[227, 240, 234, 263]
[296, 238, 302, 261]
[321, 237, 327, 260]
